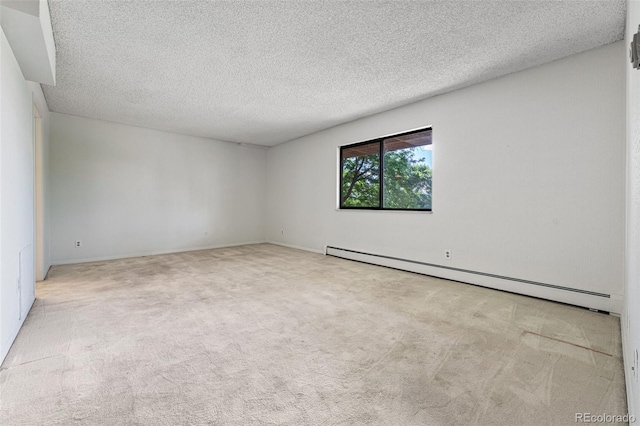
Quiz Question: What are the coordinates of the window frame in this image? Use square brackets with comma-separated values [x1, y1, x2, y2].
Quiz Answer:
[339, 126, 433, 212]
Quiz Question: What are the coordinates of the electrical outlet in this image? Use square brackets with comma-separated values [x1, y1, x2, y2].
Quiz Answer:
[444, 249, 452, 260]
[75, 240, 81, 248]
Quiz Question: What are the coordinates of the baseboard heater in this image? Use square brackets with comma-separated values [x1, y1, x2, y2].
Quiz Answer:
[325, 245, 615, 313]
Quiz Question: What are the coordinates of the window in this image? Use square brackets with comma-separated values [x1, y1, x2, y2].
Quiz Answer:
[340, 128, 432, 211]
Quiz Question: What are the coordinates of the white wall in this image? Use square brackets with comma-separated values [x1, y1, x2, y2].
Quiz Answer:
[50, 113, 267, 264]
[267, 42, 626, 312]
[0, 27, 51, 363]
[0, 0, 56, 85]
[624, 0, 640, 418]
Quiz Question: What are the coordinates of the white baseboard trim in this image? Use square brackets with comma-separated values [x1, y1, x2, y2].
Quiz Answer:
[1, 296, 36, 366]
[609, 294, 624, 317]
[51, 240, 268, 266]
[326, 245, 618, 313]
[265, 240, 325, 254]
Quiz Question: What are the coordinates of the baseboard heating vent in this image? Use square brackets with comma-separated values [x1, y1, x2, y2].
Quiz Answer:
[325, 245, 613, 312]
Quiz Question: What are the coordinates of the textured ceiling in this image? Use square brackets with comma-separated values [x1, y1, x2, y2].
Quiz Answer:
[43, 0, 626, 146]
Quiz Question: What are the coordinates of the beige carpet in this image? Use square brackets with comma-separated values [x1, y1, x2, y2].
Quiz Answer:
[0, 244, 627, 425]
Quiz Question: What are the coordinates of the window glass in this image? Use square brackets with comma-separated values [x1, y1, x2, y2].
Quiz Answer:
[339, 128, 431, 211]
[340, 141, 380, 208]
[383, 131, 432, 209]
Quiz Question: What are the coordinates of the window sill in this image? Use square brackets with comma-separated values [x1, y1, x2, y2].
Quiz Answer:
[335, 208, 433, 214]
